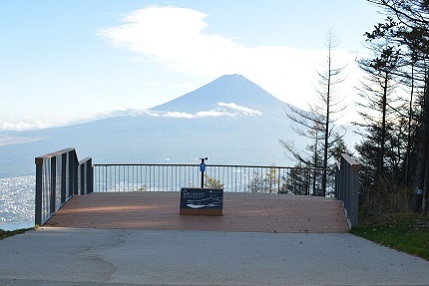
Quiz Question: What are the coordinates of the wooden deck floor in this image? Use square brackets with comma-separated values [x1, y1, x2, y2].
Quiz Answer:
[45, 192, 349, 233]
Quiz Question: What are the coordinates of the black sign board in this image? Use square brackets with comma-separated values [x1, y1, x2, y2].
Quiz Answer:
[180, 188, 223, 215]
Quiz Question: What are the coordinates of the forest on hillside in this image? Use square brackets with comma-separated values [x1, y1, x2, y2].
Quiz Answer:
[284, 0, 429, 217]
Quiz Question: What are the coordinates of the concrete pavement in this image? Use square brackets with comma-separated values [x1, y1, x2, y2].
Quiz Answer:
[1, 227, 429, 285]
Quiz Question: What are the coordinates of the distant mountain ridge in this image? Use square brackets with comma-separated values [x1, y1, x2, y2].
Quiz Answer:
[0, 74, 316, 177]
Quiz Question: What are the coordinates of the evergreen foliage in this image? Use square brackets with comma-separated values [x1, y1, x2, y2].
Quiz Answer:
[357, 0, 429, 214]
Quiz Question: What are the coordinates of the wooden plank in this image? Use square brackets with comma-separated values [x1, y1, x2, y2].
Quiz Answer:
[180, 208, 223, 216]
[44, 192, 349, 233]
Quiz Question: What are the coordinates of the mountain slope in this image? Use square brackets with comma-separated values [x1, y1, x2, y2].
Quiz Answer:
[153, 74, 284, 113]
[0, 74, 306, 177]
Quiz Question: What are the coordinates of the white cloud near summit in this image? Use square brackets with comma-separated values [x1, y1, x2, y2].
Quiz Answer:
[149, 102, 261, 119]
[162, 110, 228, 119]
[218, 102, 262, 116]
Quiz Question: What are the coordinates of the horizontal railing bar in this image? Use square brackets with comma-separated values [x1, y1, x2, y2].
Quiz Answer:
[94, 163, 199, 167]
[79, 157, 93, 165]
[35, 148, 78, 166]
[339, 154, 361, 171]
[94, 163, 324, 170]
[35, 147, 76, 161]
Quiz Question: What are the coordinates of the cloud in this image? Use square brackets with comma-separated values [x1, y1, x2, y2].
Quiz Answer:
[0, 111, 126, 131]
[99, 6, 241, 75]
[0, 135, 41, 147]
[148, 102, 261, 119]
[99, 7, 321, 78]
[99, 6, 323, 76]
[0, 119, 71, 131]
[159, 110, 231, 118]
[99, 6, 359, 122]
[218, 102, 262, 116]
[162, 111, 195, 118]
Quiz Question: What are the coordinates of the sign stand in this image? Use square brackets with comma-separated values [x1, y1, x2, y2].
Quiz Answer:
[180, 188, 223, 216]
[199, 157, 207, 188]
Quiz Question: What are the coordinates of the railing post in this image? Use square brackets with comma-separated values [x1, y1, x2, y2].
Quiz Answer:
[335, 162, 340, 200]
[335, 154, 360, 229]
[80, 163, 85, 195]
[61, 152, 67, 204]
[77, 158, 93, 195]
[68, 150, 74, 198]
[50, 156, 57, 215]
[348, 157, 360, 228]
[74, 157, 79, 195]
[87, 158, 93, 194]
[35, 157, 43, 226]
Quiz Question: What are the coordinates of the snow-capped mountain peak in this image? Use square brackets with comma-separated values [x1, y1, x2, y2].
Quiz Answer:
[150, 74, 287, 115]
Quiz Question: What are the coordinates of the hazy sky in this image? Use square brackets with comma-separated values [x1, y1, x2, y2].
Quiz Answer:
[0, 0, 385, 130]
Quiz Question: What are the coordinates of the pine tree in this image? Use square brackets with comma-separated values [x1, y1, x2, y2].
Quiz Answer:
[363, 0, 429, 212]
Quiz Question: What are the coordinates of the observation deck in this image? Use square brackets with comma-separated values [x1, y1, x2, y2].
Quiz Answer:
[44, 191, 349, 233]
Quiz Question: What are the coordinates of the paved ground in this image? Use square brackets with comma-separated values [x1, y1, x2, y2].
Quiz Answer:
[1, 193, 429, 285]
[44, 192, 349, 233]
[1, 228, 429, 285]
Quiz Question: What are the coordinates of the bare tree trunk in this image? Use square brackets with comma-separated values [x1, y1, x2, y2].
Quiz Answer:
[413, 78, 429, 211]
[322, 46, 332, 197]
[406, 64, 414, 185]
[422, 152, 429, 214]
[379, 71, 388, 179]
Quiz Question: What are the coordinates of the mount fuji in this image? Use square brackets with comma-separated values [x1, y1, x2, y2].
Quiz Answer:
[152, 74, 284, 114]
[0, 74, 311, 177]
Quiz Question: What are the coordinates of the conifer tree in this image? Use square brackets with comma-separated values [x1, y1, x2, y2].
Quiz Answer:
[361, 0, 429, 212]
[281, 30, 347, 196]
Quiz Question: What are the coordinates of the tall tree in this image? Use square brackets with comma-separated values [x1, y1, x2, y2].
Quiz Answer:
[312, 30, 347, 196]
[365, 0, 429, 211]
[281, 30, 347, 196]
[356, 22, 401, 184]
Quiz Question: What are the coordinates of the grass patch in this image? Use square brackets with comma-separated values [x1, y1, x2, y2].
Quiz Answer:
[351, 213, 429, 261]
[0, 227, 34, 240]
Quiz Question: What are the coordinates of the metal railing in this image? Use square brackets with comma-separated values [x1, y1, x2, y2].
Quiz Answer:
[335, 153, 361, 229]
[34, 148, 361, 226]
[94, 163, 325, 195]
[35, 148, 93, 225]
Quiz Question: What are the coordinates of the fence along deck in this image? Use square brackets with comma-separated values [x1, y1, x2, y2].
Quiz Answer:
[35, 148, 360, 229]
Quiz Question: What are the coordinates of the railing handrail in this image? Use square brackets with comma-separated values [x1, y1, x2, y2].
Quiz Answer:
[35, 147, 78, 164]
[339, 154, 360, 171]
[94, 162, 323, 170]
[94, 163, 312, 169]
[79, 157, 93, 165]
